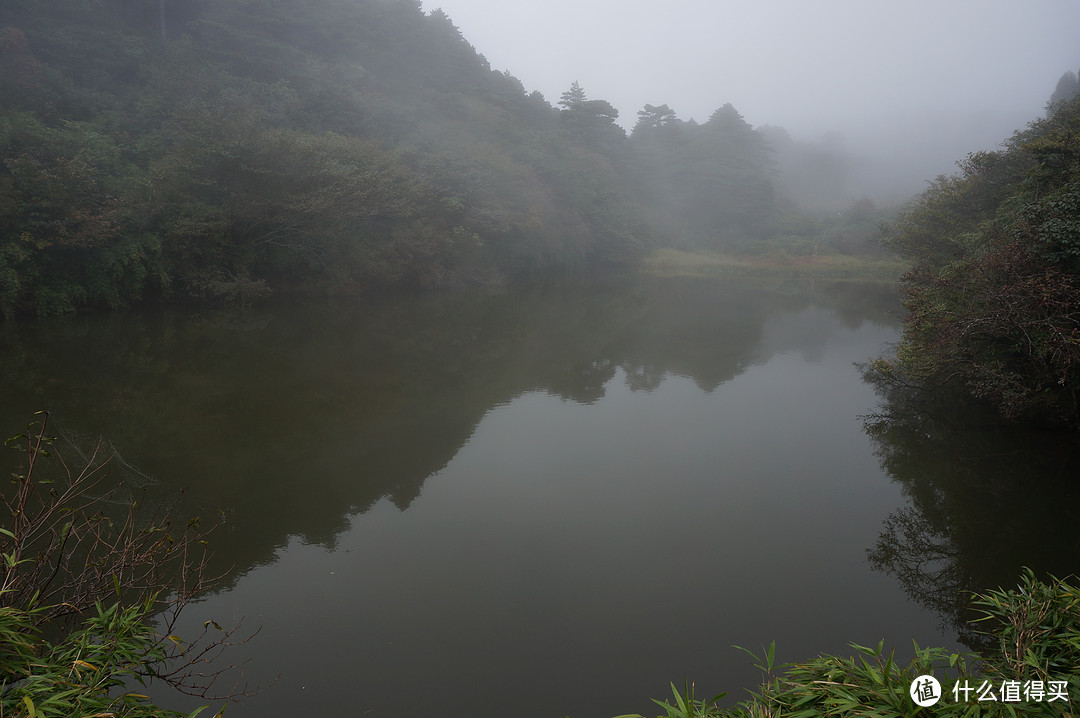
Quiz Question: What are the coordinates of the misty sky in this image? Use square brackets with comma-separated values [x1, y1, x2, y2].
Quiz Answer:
[423, 0, 1080, 184]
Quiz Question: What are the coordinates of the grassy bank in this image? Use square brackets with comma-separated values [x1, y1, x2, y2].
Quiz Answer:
[642, 248, 908, 282]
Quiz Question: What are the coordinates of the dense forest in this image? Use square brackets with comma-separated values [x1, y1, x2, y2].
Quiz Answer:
[874, 88, 1080, 427]
[1, 0, 870, 317]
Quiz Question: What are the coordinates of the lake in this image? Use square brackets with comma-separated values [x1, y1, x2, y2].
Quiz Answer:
[2, 276, 1078, 717]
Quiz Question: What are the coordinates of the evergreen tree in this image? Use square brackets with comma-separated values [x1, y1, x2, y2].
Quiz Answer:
[1048, 69, 1080, 109]
[632, 103, 678, 135]
[556, 82, 625, 148]
[558, 80, 587, 110]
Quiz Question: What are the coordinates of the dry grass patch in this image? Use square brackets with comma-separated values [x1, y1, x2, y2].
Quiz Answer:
[643, 248, 907, 282]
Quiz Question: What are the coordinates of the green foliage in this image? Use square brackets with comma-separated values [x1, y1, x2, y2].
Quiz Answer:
[618, 681, 726, 718]
[886, 151, 1028, 270]
[623, 571, 1080, 718]
[1, 599, 216, 718]
[556, 81, 625, 149]
[1, 413, 247, 716]
[1, 0, 874, 315]
[882, 95, 1080, 425]
[972, 569, 1080, 691]
[0, 111, 160, 315]
[0, 0, 656, 316]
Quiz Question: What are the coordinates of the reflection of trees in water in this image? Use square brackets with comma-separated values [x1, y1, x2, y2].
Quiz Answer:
[862, 370, 1080, 653]
[0, 278, 898, 587]
[865, 505, 985, 650]
[623, 362, 665, 393]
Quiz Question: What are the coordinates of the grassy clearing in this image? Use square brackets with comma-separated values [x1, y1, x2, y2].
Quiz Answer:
[642, 247, 908, 282]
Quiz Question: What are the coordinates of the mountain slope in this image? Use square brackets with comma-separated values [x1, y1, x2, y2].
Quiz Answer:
[1, 0, 650, 314]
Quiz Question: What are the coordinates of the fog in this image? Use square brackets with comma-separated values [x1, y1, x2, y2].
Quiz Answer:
[423, 0, 1080, 199]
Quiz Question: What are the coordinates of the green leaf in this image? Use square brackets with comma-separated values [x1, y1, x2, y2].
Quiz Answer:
[789, 710, 821, 718]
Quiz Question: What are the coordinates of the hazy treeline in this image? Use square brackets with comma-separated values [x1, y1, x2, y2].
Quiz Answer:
[0, 0, 882, 316]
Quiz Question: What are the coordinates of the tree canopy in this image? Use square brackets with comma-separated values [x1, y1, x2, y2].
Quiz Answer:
[0, 0, 822, 316]
[879, 93, 1080, 426]
[0, 1, 659, 315]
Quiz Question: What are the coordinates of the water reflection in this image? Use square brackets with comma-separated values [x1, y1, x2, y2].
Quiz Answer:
[2, 277, 962, 718]
[0, 278, 899, 580]
[862, 374, 1080, 651]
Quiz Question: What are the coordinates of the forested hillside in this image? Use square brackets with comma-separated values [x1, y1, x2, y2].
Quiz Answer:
[0, 0, 803, 317]
[875, 90, 1080, 426]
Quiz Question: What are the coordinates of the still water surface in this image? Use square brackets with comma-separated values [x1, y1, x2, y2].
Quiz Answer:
[2, 277, 1077, 717]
